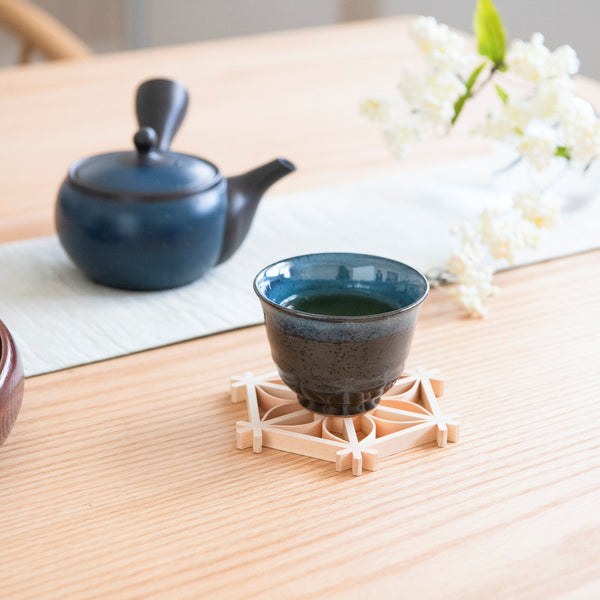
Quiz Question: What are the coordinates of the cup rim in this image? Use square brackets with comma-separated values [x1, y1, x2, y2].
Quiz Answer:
[253, 252, 430, 323]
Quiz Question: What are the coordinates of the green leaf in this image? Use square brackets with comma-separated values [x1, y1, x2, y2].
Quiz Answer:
[452, 61, 487, 125]
[473, 0, 507, 68]
[555, 146, 571, 160]
[494, 83, 509, 104]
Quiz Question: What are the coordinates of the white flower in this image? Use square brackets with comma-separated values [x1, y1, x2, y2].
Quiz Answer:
[568, 121, 600, 162]
[517, 122, 558, 170]
[447, 188, 561, 317]
[476, 277, 500, 300]
[560, 95, 596, 124]
[399, 69, 425, 107]
[513, 190, 561, 228]
[419, 95, 455, 125]
[450, 284, 489, 318]
[474, 111, 518, 143]
[530, 76, 574, 120]
[474, 99, 533, 144]
[360, 98, 394, 123]
[447, 229, 499, 318]
[446, 243, 485, 281]
[399, 68, 465, 125]
[507, 34, 579, 82]
[505, 100, 534, 131]
[507, 33, 550, 82]
[559, 97, 600, 162]
[480, 209, 540, 263]
[411, 16, 474, 71]
[425, 68, 466, 100]
[449, 281, 499, 318]
[548, 44, 580, 78]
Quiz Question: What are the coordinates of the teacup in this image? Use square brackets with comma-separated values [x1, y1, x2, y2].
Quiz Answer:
[253, 253, 429, 415]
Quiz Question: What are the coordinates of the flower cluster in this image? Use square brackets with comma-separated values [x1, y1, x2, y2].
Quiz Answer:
[506, 33, 579, 82]
[361, 2, 597, 317]
[477, 33, 599, 170]
[411, 16, 474, 71]
[448, 190, 560, 317]
[361, 16, 477, 157]
[513, 189, 560, 228]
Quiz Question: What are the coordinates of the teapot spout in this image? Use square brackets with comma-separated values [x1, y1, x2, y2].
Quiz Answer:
[217, 158, 296, 264]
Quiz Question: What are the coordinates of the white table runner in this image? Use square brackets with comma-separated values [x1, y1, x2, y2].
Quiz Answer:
[2, 153, 599, 376]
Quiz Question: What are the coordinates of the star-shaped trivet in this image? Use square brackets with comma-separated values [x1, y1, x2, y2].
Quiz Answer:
[232, 368, 459, 476]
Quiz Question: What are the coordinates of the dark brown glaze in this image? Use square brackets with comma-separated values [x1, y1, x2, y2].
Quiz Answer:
[0, 320, 24, 446]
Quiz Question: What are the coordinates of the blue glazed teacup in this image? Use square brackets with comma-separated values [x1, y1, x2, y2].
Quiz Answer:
[253, 253, 429, 416]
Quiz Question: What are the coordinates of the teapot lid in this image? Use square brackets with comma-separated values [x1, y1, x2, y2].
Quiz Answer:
[68, 78, 221, 201]
[69, 132, 221, 201]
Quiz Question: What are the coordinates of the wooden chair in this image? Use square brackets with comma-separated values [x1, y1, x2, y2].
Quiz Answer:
[0, 0, 91, 64]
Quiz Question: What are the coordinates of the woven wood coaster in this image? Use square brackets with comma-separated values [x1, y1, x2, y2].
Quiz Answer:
[231, 368, 459, 476]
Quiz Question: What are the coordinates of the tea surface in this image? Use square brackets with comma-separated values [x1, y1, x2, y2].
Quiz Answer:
[282, 291, 397, 316]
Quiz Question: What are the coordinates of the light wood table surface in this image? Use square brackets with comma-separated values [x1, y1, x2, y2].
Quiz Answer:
[1, 17, 599, 599]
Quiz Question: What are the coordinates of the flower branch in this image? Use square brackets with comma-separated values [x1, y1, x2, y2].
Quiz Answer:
[361, 0, 598, 317]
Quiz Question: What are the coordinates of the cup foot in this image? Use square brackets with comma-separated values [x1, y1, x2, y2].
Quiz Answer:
[298, 396, 380, 416]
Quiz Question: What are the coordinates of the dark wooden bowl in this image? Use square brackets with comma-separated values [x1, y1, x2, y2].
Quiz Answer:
[0, 320, 24, 445]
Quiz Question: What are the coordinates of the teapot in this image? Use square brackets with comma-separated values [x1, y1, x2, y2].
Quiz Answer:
[55, 78, 296, 290]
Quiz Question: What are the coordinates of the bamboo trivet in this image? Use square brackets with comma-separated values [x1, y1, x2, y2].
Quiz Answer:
[232, 368, 459, 476]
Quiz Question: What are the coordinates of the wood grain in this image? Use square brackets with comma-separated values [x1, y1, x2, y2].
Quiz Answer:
[0, 16, 599, 599]
[1, 252, 599, 599]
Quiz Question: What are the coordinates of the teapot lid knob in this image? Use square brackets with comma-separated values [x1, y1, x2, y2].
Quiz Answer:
[136, 78, 188, 152]
[133, 126, 157, 154]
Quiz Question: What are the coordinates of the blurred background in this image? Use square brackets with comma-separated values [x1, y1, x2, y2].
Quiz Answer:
[1, 0, 599, 77]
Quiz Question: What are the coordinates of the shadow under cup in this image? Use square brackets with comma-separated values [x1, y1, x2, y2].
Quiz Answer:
[254, 253, 429, 416]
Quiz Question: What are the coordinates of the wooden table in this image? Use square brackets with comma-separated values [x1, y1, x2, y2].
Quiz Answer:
[1, 17, 599, 599]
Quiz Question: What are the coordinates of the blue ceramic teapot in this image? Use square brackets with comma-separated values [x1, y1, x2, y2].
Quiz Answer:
[55, 78, 296, 290]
